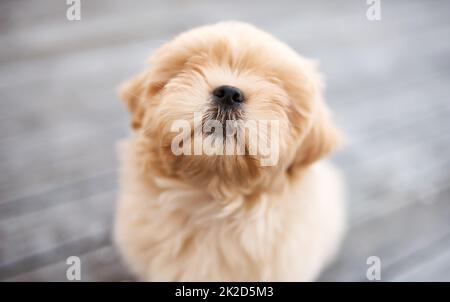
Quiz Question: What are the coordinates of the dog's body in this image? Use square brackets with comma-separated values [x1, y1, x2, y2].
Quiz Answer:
[114, 22, 345, 281]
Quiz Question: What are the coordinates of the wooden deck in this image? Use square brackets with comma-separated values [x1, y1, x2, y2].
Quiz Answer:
[1, 0, 450, 281]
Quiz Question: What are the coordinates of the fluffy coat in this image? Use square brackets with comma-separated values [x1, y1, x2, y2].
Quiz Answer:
[114, 22, 345, 281]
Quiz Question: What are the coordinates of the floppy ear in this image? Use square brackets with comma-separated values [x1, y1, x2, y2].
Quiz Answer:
[280, 57, 343, 175]
[118, 40, 193, 130]
[119, 72, 148, 130]
[288, 103, 342, 175]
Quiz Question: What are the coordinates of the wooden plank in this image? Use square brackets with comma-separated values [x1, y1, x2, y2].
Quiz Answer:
[0, 170, 116, 220]
[5, 244, 133, 282]
[0, 230, 110, 280]
[0, 124, 123, 204]
[336, 72, 450, 146]
[0, 190, 116, 269]
[388, 238, 450, 281]
[319, 184, 450, 281]
[2, 0, 448, 65]
[385, 231, 450, 281]
[345, 102, 450, 220]
[0, 145, 118, 206]
[333, 70, 450, 222]
[0, 0, 178, 63]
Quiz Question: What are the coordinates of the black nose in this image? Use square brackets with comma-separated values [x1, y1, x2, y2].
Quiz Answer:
[212, 85, 244, 107]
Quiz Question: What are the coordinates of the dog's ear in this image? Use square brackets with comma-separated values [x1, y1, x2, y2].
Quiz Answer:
[119, 39, 193, 130]
[288, 104, 342, 176]
[285, 59, 342, 175]
[119, 72, 148, 130]
[294, 105, 342, 166]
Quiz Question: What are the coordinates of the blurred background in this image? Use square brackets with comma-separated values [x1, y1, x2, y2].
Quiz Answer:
[1, 0, 450, 281]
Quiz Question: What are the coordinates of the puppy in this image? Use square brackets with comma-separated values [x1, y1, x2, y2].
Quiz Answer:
[114, 22, 345, 281]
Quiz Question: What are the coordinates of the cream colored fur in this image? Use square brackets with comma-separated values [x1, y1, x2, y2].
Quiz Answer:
[114, 22, 345, 281]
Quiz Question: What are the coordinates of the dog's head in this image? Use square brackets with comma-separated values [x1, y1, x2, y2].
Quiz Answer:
[120, 22, 341, 198]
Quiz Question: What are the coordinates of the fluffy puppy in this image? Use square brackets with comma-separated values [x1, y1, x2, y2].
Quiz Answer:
[114, 22, 345, 281]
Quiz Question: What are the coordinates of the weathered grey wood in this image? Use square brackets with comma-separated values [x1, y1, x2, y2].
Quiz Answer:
[0, 170, 116, 219]
[319, 185, 450, 281]
[0, 190, 116, 265]
[0, 230, 110, 280]
[1, 0, 450, 281]
[5, 244, 133, 282]
[388, 236, 450, 282]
